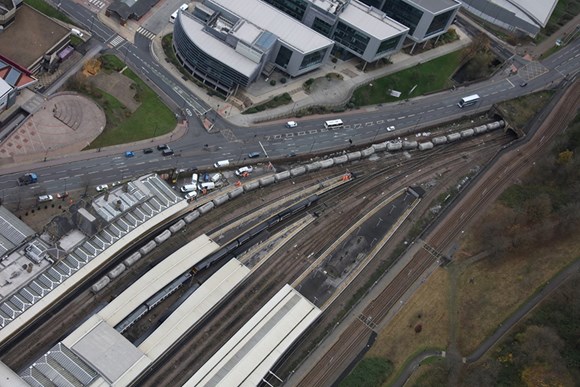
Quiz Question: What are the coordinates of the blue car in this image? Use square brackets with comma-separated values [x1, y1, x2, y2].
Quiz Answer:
[125, 151, 135, 158]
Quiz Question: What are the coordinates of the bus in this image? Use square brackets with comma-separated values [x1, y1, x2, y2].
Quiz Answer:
[457, 94, 480, 108]
[324, 119, 344, 129]
[170, 3, 188, 23]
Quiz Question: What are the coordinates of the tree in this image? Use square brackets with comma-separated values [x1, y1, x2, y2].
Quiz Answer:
[557, 149, 574, 165]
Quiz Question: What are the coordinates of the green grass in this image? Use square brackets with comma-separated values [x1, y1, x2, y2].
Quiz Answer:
[86, 56, 176, 148]
[496, 90, 555, 131]
[350, 50, 463, 107]
[340, 358, 393, 387]
[242, 93, 293, 114]
[24, 0, 73, 24]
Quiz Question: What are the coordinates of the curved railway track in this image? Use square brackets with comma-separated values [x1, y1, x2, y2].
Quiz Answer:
[139, 132, 512, 385]
[292, 80, 580, 387]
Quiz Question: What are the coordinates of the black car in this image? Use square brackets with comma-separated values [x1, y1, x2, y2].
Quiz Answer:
[157, 144, 169, 150]
[143, 148, 153, 154]
[248, 151, 260, 158]
[162, 148, 174, 156]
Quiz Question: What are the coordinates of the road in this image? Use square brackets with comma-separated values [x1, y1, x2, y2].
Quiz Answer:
[0, 1, 578, 207]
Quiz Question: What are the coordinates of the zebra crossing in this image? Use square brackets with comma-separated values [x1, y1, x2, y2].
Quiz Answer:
[109, 35, 125, 48]
[88, 0, 105, 8]
[137, 27, 156, 40]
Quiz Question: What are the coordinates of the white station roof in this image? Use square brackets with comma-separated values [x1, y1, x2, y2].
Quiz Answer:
[491, 0, 558, 27]
[185, 284, 321, 387]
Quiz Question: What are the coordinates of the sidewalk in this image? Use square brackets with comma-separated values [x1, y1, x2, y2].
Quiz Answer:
[149, 25, 473, 128]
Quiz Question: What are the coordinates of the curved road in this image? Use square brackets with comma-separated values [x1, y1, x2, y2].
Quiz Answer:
[0, 1, 578, 208]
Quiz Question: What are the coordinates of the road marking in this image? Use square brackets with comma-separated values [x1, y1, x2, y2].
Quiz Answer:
[506, 78, 515, 87]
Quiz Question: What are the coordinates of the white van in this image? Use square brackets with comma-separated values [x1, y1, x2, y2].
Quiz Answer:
[180, 184, 197, 193]
[198, 182, 215, 191]
[184, 191, 198, 200]
[191, 173, 199, 184]
[71, 28, 84, 38]
[213, 160, 230, 168]
[235, 166, 253, 176]
[210, 173, 221, 183]
[286, 121, 298, 128]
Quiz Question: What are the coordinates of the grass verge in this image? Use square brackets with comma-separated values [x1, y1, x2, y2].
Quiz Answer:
[339, 358, 393, 387]
[350, 50, 463, 107]
[85, 55, 176, 148]
[24, 0, 73, 24]
[495, 90, 555, 131]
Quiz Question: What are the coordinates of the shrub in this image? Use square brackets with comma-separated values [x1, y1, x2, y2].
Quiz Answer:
[331, 57, 338, 63]
[280, 77, 287, 84]
[270, 79, 277, 86]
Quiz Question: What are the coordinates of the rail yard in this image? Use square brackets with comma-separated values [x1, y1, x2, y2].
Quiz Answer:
[2, 85, 578, 387]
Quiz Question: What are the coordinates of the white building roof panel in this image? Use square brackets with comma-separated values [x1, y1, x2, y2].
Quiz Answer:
[491, 0, 558, 27]
[0, 361, 29, 387]
[139, 258, 250, 358]
[66, 315, 151, 384]
[232, 20, 262, 44]
[210, 0, 334, 53]
[339, 1, 409, 40]
[98, 234, 219, 326]
[406, 0, 460, 13]
[178, 13, 260, 78]
[185, 284, 321, 387]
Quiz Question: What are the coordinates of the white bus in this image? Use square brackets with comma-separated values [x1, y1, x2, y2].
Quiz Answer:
[169, 10, 178, 23]
[324, 119, 344, 129]
[170, 3, 188, 23]
[457, 94, 480, 108]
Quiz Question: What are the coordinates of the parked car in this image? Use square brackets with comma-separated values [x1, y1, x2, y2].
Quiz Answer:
[157, 144, 169, 150]
[202, 173, 210, 182]
[96, 184, 109, 192]
[520, 81, 528, 87]
[56, 192, 69, 199]
[248, 151, 260, 158]
[143, 148, 153, 154]
[235, 166, 254, 176]
[125, 151, 135, 158]
[286, 121, 298, 128]
[38, 194, 53, 203]
[387, 126, 395, 132]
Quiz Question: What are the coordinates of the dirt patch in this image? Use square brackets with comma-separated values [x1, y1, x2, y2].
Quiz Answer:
[89, 71, 141, 113]
[367, 269, 449, 375]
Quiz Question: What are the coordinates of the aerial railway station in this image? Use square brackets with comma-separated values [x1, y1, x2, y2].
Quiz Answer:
[0, 116, 514, 386]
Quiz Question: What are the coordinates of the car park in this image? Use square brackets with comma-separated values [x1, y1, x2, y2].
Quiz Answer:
[248, 151, 260, 158]
[96, 184, 109, 192]
[38, 194, 53, 203]
[125, 151, 134, 158]
[235, 166, 253, 176]
[157, 144, 169, 150]
[162, 148, 174, 156]
[143, 148, 153, 154]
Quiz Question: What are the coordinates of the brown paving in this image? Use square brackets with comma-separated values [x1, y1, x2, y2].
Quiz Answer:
[0, 93, 106, 161]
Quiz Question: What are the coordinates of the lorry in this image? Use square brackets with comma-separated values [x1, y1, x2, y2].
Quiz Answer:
[18, 173, 38, 186]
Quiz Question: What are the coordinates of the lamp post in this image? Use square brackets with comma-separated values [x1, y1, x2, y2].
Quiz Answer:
[44, 147, 51, 162]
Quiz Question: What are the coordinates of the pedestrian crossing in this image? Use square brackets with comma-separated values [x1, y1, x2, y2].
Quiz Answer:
[109, 35, 125, 48]
[88, 0, 104, 8]
[137, 27, 156, 40]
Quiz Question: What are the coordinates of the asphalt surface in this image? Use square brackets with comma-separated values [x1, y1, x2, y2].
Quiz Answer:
[0, 1, 578, 208]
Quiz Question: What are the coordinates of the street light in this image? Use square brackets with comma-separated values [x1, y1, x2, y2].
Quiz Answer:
[44, 147, 51, 162]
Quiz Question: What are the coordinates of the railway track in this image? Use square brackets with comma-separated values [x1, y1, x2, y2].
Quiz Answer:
[141, 133, 511, 385]
[290, 81, 580, 386]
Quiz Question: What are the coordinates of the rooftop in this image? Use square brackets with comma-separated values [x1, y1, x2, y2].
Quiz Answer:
[490, 0, 558, 27]
[210, 0, 334, 53]
[0, 4, 69, 69]
[178, 12, 260, 78]
[339, 0, 409, 40]
[406, 0, 461, 14]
